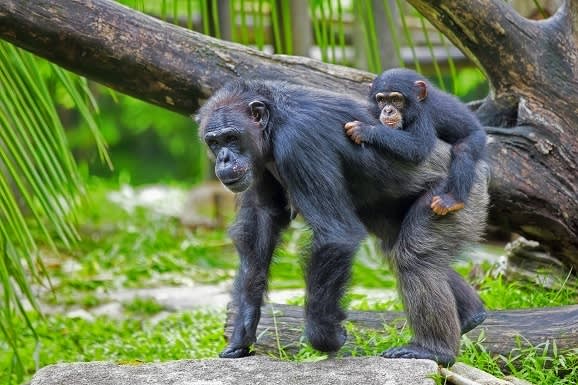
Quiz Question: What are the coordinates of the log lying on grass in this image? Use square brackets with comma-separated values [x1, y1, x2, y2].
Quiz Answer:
[224, 303, 578, 356]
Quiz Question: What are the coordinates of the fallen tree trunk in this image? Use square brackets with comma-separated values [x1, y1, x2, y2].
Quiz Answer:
[0, 0, 577, 268]
[224, 303, 578, 357]
[405, 0, 578, 272]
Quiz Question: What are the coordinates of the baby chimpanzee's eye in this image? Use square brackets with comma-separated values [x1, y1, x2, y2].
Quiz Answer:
[389, 92, 405, 108]
[375, 93, 386, 106]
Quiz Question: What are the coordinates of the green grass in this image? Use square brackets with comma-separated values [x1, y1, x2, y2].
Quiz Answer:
[123, 298, 165, 316]
[459, 336, 578, 385]
[479, 273, 577, 309]
[3, 180, 578, 385]
[35, 181, 238, 306]
[1, 311, 225, 385]
[36, 180, 395, 307]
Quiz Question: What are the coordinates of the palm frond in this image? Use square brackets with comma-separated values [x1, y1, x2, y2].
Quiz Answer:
[382, 0, 405, 68]
[419, 15, 446, 90]
[0, 42, 107, 380]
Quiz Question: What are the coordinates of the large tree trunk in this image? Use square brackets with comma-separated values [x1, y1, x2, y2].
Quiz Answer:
[406, 0, 578, 273]
[0, 0, 577, 268]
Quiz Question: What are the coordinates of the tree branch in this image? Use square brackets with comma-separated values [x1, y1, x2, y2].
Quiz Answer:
[567, 0, 578, 29]
[558, 0, 578, 55]
[407, 0, 540, 94]
[1, 0, 577, 267]
[226, 303, 578, 357]
[0, 0, 372, 116]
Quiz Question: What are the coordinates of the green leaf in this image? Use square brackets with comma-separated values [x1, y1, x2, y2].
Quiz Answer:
[0, 42, 108, 381]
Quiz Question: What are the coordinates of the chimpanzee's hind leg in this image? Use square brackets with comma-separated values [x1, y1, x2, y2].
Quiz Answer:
[291, 179, 368, 353]
[448, 270, 487, 334]
[381, 195, 460, 366]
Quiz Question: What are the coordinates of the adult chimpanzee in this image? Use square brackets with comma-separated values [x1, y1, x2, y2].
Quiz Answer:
[197, 79, 489, 365]
[345, 68, 487, 216]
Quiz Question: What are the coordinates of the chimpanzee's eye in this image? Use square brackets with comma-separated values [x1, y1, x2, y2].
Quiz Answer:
[206, 138, 218, 149]
[389, 92, 404, 108]
[375, 93, 386, 106]
[226, 134, 238, 146]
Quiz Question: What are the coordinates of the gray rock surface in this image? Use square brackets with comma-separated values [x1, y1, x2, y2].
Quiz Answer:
[30, 356, 438, 385]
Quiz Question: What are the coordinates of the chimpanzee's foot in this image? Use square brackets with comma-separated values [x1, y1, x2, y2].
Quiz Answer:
[461, 310, 487, 334]
[219, 345, 254, 358]
[306, 322, 347, 353]
[431, 194, 465, 216]
[381, 343, 455, 366]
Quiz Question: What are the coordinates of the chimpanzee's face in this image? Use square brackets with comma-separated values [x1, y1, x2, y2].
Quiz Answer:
[200, 101, 269, 193]
[373, 91, 406, 129]
[369, 69, 428, 129]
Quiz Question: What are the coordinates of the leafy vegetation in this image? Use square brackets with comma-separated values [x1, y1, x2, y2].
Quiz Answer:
[67, 91, 208, 184]
[0, 42, 109, 376]
[1, 182, 577, 384]
[1, 310, 226, 383]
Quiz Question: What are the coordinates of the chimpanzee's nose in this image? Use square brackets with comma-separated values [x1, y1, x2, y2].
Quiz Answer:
[384, 106, 395, 116]
[217, 148, 232, 164]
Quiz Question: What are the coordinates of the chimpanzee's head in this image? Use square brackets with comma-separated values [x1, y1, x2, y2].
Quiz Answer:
[368, 68, 428, 129]
[197, 81, 271, 193]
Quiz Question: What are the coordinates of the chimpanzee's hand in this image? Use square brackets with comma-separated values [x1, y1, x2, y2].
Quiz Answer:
[344, 121, 370, 145]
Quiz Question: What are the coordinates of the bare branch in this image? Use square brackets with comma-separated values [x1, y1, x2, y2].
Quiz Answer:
[407, 0, 541, 93]
[0, 0, 372, 115]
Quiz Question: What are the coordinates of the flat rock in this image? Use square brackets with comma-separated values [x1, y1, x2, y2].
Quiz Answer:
[31, 356, 438, 385]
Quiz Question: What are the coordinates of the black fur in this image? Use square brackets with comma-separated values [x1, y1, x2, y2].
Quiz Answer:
[198, 80, 489, 365]
[356, 68, 487, 208]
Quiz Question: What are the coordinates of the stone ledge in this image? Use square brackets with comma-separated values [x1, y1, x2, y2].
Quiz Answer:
[30, 356, 438, 385]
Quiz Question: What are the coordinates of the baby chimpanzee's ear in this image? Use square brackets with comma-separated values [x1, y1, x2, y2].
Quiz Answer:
[248, 100, 270, 129]
[414, 80, 428, 102]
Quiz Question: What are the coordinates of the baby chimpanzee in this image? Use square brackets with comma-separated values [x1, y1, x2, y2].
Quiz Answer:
[345, 68, 487, 215]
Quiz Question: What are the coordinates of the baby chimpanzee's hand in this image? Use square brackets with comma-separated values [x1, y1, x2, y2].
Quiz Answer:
[344, 121, 369, 145]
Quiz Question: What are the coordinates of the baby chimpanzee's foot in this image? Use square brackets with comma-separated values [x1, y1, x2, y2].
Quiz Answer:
[431, 194, 465, 216]
[382, 343, 455, 366]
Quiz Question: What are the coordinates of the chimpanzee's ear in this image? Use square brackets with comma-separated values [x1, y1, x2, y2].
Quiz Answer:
[368, 82, 373, 90]
[249, 100, 270, 129]
[414, 80, 427, 102]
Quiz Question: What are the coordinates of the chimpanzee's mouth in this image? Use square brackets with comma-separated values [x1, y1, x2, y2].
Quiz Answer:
[222, 173, 251, 193]
[382, 119, 399, 127]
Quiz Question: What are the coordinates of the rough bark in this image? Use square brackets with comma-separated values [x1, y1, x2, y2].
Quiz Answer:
[0, 0, 371, 115]
[225, 303, 578, 357]
[406, 0, 578, 266]
[0, 0, 577, 267]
